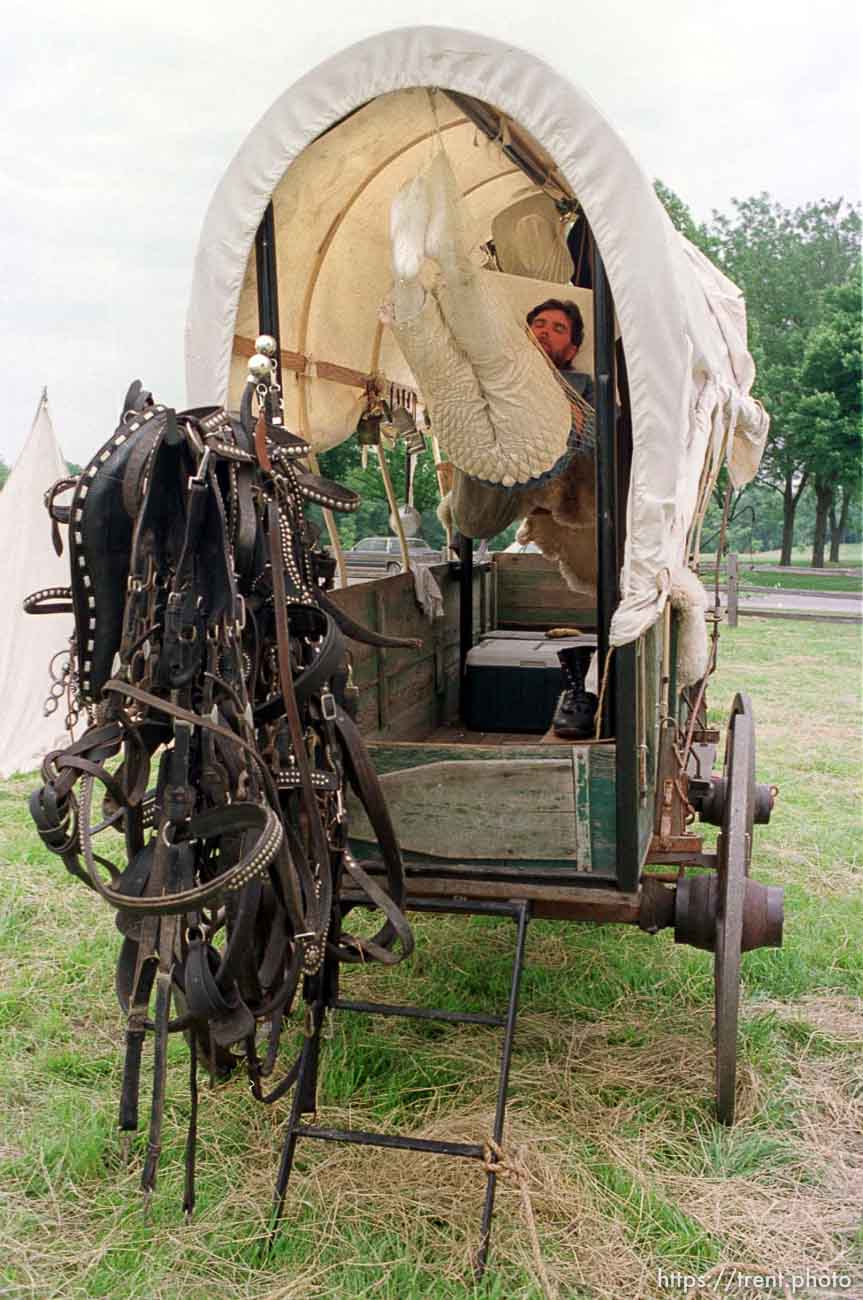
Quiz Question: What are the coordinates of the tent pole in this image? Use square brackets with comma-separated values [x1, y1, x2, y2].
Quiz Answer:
[591, 244, 618, 737]
[375, 446, 411, 573]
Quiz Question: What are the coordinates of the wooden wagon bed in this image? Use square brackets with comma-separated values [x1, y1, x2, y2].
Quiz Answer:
[330, 553, 661, 893]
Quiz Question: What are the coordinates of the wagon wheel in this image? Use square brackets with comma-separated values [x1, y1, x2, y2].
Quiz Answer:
[714, 693, 755, 1125]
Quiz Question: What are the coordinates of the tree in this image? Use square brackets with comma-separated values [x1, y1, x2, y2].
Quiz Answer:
[829, 482, 861, 562]
[654, 188, 861, 562]
[0, 459, 8, 491]
[755, 359, 812, 563]
[317, 437, 448, 549]
[794, 278, 862, 565]
[708, 196, 861, 563]
[654, 181, 715, 255]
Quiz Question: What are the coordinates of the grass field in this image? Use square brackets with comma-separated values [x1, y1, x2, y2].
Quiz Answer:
[726, 543, 862, 570]
[1, 619, 861, 1299]
[739, 570, 862, 594]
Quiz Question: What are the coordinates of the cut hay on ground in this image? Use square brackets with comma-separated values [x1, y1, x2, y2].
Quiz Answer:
[2, 620, 861, 1298]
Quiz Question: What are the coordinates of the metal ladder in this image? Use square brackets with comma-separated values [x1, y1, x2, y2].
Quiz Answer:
[269, 896, 531, 1276]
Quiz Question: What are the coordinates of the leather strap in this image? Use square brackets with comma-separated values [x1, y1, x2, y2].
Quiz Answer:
[331, 704, 412, 963]
[317, 588, 423, 652]
[254, 606, 345, 723]
[184, 938, 255, 1047]
[121, 419, 164, 518]
[79, 775, 283, 915]
[23, 586, 74, 615]
[266, 501, 331, 972]
[339, 851, 413, 964]
[294, 470, 359, 514]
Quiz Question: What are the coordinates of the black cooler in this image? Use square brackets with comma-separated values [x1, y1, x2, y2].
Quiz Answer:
[464, 631, 597, 734]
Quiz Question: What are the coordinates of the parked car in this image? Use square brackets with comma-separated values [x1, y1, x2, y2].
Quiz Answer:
[345, 535, 441, 573]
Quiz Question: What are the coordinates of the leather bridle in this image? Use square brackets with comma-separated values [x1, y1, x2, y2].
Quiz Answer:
[26, 379, 417, 1210]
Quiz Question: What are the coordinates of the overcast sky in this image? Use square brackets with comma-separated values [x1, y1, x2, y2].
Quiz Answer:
[2, 0, 860, 467]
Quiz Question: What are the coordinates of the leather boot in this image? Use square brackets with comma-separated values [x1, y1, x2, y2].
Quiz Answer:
[551, 646, 597, 740]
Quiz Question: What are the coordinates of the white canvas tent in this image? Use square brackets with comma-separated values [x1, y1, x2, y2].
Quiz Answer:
[0, 392, 74, 777]
[185, 26, 768, 647]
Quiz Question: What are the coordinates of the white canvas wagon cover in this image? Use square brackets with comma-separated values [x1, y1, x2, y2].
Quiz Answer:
[185, 26, 768, 647]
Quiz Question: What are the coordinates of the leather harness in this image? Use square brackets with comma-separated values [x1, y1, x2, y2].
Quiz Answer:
[26, 378, 418, 1210]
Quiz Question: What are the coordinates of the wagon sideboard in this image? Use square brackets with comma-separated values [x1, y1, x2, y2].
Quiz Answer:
[333, 552, 665, 893]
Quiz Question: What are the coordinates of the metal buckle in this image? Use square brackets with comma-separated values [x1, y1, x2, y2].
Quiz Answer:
[320, 691, 337, 722]
[188, 446, 211, 487]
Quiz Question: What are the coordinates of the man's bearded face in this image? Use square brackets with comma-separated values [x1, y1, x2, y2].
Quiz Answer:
[529, 308, 578, 368]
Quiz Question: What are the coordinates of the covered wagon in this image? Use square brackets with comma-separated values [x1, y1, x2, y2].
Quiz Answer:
[29, 25, 784, 1269]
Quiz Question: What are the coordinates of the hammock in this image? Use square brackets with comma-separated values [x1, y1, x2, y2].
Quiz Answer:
[386, 151, 578, 489]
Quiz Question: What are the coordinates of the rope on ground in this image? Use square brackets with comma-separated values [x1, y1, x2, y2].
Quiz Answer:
[482, 1138, 558, 1300]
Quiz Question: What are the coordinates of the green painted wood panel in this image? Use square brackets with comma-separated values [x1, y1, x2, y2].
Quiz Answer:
[613, 641, 640, 890]
[349, 739, 618, 877]
[614, 621, 666, 888]
[573, 747, 592, 872]
[587, 743, 617, 874]
[637, 622, 662, 862]
[347, 757, 578, 859]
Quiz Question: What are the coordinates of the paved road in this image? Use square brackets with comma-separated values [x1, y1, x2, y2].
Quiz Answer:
[737, 564, 861, 578]
[726, 589, 862, 620]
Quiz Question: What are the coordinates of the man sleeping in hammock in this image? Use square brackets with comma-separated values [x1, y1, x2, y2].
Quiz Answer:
[383, 153, 600, 735]
[527, 299, 594, 407]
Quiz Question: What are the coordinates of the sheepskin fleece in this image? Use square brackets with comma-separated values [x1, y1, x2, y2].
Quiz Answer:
[669, 566, 710, 687]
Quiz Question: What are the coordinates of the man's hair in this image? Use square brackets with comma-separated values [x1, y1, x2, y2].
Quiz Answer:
[526, 298, 585, 351]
